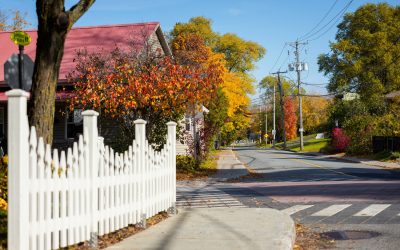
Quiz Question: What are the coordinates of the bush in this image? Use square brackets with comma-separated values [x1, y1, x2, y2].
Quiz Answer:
[343, 114, 400, 154]
[331, 128, 349, 152]
[176, 155, 200, 172]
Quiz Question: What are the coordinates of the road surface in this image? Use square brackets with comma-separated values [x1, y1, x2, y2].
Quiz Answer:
[178, 147, 400, 249]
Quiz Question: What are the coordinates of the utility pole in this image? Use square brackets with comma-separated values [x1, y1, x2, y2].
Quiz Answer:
[271, 70, 287, 149]
[265, 105, 268, 145]
[273, 82, 276, 147]
[289, 40, 308, 151]
[259, 104, 262, 143]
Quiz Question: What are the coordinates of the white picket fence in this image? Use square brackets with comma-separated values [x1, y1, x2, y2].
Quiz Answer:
[6, 89, 177, 250]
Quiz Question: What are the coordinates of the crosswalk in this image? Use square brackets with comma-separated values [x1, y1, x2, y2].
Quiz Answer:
[177, 184, 247, 208]
[280, 203, 400, 224]
[176, 183, 400, 224]
[354, 204, 391, 217]
[282, 203, 397, 217]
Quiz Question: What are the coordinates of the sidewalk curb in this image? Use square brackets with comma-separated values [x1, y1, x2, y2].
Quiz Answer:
[278, 148, 400, 170]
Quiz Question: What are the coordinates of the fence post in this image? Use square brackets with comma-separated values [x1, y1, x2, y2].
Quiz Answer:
[6, 89, 30, 250]
[134, 119, 146, 226]
[167, 121, 177, 211]
[82, 110, 99, 247]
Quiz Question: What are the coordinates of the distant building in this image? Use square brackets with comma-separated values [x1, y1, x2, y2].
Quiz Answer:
[342, 92, 360, 101]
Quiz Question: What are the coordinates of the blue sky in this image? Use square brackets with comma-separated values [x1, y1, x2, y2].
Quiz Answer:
[1, 0, 398, 96]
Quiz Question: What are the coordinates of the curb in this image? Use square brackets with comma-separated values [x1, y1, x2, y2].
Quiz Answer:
[276, 148, 400, 170]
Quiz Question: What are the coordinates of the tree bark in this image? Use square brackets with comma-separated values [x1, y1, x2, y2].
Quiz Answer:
[30, 0, 95, 144]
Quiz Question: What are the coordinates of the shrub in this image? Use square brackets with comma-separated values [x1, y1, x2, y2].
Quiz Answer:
[176, 155, 200, 172]
[331, 128, 349, 152]
[343, 114, 400, 155]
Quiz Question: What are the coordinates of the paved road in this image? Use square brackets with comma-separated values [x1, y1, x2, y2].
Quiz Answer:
[177, 147, 400, 249]
[222, 147, 400, 249]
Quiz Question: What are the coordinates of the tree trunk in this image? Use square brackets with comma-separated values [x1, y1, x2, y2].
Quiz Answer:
[30, 15, 67, 144]
[29, 0, 95, 144]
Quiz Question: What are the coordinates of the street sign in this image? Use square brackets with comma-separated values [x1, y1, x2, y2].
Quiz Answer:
[10, 31, 31, 46]
[4, 54, 34, 91]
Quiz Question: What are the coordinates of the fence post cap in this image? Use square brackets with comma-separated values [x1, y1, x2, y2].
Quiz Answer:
[82, 110, 99, 116]
[167, 121, 177, 126]
[134, 119, 147, 125]
[6, 89, 29, 98]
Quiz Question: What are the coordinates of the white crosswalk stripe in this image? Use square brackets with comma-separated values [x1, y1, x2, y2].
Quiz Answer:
[354, 204, 391, 217]
[177, 185, 247, 208]
[281, 205, 314, 215]
[311, 204, 352, 217]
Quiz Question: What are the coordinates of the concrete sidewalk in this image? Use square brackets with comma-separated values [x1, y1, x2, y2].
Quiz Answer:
[105, 208, 295, 250]
[208, 149, 249, 182]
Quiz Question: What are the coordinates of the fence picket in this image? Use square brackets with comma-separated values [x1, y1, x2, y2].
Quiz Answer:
[6, 90, 177, 250]
[43, 145, 52, 250]
[36, 138, 45, 250]
[66, 148, 74, 245]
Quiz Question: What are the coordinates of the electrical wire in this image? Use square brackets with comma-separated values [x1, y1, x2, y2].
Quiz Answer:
[269, 43, 287, 73]
[277, 54, 290, 71]
[298, 0, 339, 41]
[300, 0, 354, 42]
[301, 82, 328, 86]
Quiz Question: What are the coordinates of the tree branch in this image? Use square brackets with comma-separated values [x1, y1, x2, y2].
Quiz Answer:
[68, 0, 95, 26]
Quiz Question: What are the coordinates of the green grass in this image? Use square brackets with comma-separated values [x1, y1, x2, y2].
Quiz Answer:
[270, 134, 333, 153]
[291, 138, 332, 152]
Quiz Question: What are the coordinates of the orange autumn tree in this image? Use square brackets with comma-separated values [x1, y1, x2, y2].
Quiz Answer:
[284, 97, 297, 140]
[68, 42, 224, 149]
[172, 33, 226, 158]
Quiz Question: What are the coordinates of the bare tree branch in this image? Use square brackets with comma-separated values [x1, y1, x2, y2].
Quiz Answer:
[68, 0, 95, 25]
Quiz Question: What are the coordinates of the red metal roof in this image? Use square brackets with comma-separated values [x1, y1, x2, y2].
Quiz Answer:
[0, 22, 160, 83]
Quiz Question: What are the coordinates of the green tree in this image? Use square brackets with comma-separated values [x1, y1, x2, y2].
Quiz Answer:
[318, 3, 400, 114]
[215, 33, 266, 73]
[30, 0, 95, 144]
[258, 75, 297, 141]
[171, 17, 219, 47]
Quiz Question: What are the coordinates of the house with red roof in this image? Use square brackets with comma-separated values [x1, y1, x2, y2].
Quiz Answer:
[0, 22, 173, 150]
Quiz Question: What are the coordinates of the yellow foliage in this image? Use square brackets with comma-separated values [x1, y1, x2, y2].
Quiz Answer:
[302, 96, 330, 133]
[222, 71, 254, 117]
[0, 197, 6, 211]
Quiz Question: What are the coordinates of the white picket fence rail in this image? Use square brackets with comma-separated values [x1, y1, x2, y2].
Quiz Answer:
[6, 89, 177, 250]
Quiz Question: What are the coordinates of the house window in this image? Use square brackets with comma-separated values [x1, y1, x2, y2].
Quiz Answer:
[67, 109, 83, 139]
[185, 117, 191, 131]
[0, 107, 4, 138]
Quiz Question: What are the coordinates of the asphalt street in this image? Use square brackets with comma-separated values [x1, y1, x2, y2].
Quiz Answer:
[224, 147, 400, 249]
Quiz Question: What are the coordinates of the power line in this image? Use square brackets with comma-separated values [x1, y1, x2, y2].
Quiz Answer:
[298, 0, 339, 41]
[277, 52, 291, 71]
[269, 43, 287, 73]
[302, 82, 328, 86]
[300, 0, 354, 42]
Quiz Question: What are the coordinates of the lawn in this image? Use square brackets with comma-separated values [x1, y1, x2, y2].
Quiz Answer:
[259, 133, 333, 153]
[290, 138, 332, 152]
